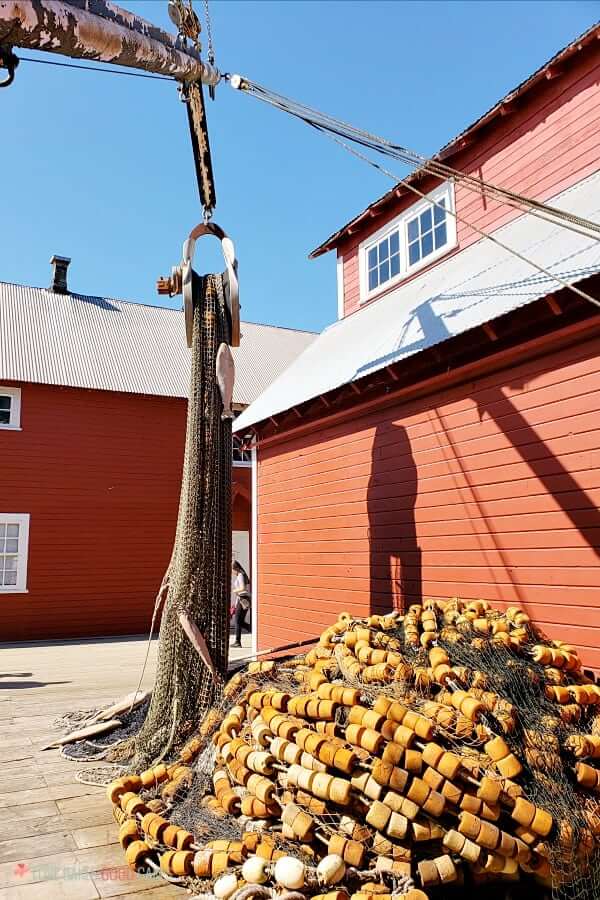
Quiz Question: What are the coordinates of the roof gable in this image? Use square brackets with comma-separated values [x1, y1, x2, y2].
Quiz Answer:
[310, 22, 600, 259]
[235, 170, 600, 432]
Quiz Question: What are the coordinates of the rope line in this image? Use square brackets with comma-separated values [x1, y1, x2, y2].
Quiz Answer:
[18, 55, 175, 81]
[312, 123, 600, 311]
[232, 77, 600, 241]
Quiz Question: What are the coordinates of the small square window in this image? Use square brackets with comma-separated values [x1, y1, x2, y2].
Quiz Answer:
[0, 514, 29, 592]
[365, 228, 401, 292]
[0, 388, 21, 429]
[406, 196, 449, 270]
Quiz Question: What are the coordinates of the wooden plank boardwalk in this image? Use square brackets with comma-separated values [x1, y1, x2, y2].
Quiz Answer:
[0, 634, 251, 899]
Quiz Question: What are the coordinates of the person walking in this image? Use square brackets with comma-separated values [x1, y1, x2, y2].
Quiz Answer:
[231, 560, 251, 647]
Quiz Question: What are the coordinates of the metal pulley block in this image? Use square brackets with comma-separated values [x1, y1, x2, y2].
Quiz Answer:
[156, 221, 240, 348]
[0, 45, 19, 88]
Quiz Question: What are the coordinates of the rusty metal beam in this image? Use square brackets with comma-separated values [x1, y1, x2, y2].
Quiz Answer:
[0, 0, 219, 83]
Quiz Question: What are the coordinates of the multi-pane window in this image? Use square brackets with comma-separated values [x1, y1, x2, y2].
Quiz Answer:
[367, 229, 401, 292]
[0, 396, 11, 426]
[0, 515, 29, 592]
[233, 434, 252, 465]
[407, 198, 448, 267]
[0, 387, 21, 428]
[360, 183, 455, 300]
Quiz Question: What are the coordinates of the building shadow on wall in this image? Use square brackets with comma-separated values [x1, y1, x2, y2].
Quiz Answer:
[475, 383, 600, 559]
[367, 422, 422, 616]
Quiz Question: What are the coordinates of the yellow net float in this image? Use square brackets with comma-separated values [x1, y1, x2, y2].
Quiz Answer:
[125, 840, 153, 871]
[327, 834, 365, 867]
[118, 819, 140, 849]
[345, 724, 383, 755]
[160, 849, 194, 876]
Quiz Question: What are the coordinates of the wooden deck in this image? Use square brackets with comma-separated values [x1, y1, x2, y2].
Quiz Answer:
[0, 633, 251, 899]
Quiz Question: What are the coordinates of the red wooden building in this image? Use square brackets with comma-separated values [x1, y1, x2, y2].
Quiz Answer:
[234, 25, 600, 670]
[0, 262, 315, 640]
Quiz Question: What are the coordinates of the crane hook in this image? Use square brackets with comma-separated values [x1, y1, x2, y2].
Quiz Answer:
[0, 46, 19, 88]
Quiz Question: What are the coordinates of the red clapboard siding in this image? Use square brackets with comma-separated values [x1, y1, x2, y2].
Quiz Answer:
[256, 331, 600, 671]
[0, 382, 247, 640]
[341, 48, 600, 315]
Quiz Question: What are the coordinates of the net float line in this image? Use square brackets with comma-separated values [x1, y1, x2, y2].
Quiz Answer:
[106, 600, 600, 899]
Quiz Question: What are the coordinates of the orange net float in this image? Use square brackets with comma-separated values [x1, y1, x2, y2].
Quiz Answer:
[140, 812, 169, 841]
[271, 736, 303, 766]
[403, 749, 423, 774]
[255, 840, 286, 862]
[423, 766, 446, 791]
[348, 705, 385, 731]
[380, 741, 404, 767]
[240, 794, 277, 819]
[441, 778, 463, 806]
[575, 761, 600, 791]
[352, 771, 383, 801]
[330, 747, 357, 775]
[327, 834, 366, 867]
[381, 790, 418, 821]
[381, 721, 415, 748]
[125, 840, 154, 871]
[107, 778, 130, 804]
[484, 736, 523, 779]
[365, 800, 391, 832]
[345, 724, 383, 755]
[281, 802, 315, 840]
[179, 736, 203, 763]
[118, 819, 140, 849]
[160, 849, 194, 876]
[227, 759, 252, 788]
[371, 759, 409, 793]
[120, 793, 148, 817]
[317, 683, 360, 706]
[246, 773, 276, 804]
[422, 787, 445, 818]
[219, 789, 242, 815]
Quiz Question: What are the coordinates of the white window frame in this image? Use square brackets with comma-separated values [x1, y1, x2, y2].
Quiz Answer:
[359, 181, 457, 303]
[0, 386, 21, 430]
[0, 513, 30, 593]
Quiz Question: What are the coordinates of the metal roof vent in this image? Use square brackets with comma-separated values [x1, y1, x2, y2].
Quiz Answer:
[49, 255, 71, 294]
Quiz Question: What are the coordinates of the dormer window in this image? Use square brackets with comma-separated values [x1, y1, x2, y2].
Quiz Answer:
[407, 198, 448, 267]
[367, 229, 401, 292]
[359, 182, 456, 302]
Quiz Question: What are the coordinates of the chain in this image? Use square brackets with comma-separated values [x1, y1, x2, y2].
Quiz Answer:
[202, 0, 215, 65]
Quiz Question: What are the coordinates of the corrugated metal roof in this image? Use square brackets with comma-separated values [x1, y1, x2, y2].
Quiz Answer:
[235, 170, 600, 432]
[0, 285, 316, 405]
[310, 22, 600, 258]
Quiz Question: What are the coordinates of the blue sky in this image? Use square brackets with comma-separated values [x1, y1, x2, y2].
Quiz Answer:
[1, 1, 597, 332]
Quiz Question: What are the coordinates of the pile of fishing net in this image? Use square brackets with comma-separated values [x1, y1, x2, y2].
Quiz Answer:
[107, 599, 600, 899]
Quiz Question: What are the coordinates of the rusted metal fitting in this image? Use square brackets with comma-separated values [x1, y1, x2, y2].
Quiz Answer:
[156, 267, 183, 297]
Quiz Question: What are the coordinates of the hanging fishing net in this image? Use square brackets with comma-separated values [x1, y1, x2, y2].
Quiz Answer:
[104, 601, 600, 900]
